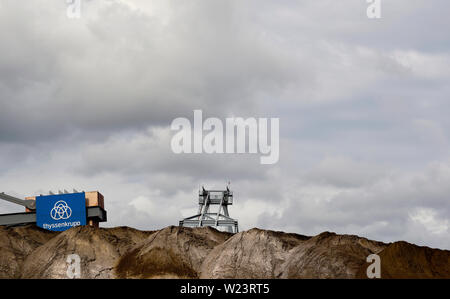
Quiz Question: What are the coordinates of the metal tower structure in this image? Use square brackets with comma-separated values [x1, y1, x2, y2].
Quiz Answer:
[179, 185, 239, 233]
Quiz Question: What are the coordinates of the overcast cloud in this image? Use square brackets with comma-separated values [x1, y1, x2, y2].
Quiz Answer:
[0, 0, 449, 249]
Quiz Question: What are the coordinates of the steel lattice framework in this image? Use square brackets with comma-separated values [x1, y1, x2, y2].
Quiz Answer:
[179, 186, 238, 233]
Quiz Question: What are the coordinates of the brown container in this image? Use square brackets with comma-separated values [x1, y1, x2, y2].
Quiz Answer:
[84, 191, 104, 228]
[85, 191, 104, 209]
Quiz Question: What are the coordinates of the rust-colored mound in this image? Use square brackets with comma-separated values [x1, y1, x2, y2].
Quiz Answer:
[356, 241, 450, 279]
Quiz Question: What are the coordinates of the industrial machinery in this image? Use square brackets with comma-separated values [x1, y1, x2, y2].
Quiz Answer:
[179, 185, 239, 233]
[0, 192, 36, 211]
[0, 190, 107, 230]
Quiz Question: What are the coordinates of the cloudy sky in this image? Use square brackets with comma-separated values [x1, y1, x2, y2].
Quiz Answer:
[1, 0, 449, 249]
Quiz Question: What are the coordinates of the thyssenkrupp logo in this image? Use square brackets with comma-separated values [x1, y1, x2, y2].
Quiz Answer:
[50, 200, 73, 220]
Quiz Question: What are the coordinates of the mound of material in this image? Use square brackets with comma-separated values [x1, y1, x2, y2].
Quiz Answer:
[115, 226, 232, 278]
[200, 228, 310, 278]
[21, 226, 152, 278]
[356, 241, 450, 279]
[0, 225, 56, 278]
[281, 232, 387, 278]
[1, 224, 449, 279]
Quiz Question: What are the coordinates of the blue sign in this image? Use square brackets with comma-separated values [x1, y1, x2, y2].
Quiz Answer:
[36, 192, 86, 231]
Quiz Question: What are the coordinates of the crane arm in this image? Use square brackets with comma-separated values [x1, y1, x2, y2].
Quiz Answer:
[0, 192, 36, 210]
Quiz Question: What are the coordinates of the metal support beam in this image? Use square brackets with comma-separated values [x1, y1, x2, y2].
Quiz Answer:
[0, 192, 36, 210]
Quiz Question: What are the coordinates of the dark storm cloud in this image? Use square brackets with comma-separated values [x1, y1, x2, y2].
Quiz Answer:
[0, 0, 449, 249]
[0, 0, 298, 144]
